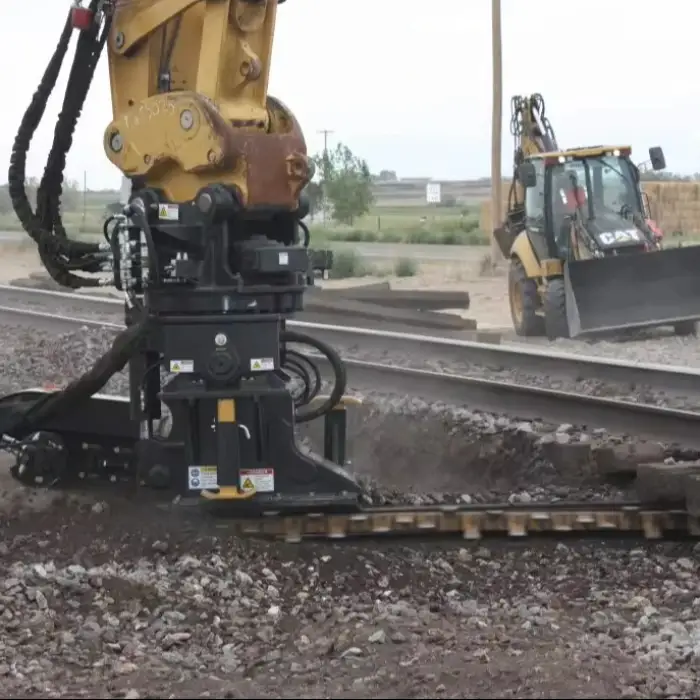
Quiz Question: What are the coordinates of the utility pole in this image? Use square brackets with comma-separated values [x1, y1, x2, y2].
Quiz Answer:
[318, 128, 333, 153]
[490, 0, 503, 263]
[317, 129, 334, 177]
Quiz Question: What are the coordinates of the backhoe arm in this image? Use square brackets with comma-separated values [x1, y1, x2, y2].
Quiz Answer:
[507, 93, 558, 210]
[510, 93, 558, 159]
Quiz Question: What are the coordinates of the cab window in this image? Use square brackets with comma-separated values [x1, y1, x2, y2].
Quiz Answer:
[524, 159, 545, 227]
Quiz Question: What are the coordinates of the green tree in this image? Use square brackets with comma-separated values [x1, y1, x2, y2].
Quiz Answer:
[304, 181, 323, 217]
[312, 143, 373, 225]
[60, 179, 81, 211]
[376, 169, 397, 182]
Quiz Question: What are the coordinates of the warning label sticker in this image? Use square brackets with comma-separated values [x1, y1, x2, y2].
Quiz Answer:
[240, 468, 274, 493]
[170, 359, 194, 373]
[250, 357, 274, 372]
[158, 203, 179, 221]
[187, 466, 217, 490]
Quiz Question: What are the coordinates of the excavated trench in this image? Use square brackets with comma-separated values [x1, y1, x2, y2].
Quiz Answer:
[297, 394, 632, 505]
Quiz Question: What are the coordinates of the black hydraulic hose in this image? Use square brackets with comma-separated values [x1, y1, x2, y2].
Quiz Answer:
[8, 6, 106, 288]
[298, 220, 310, 247]
[38, 0, 110, 253]
[280, 329, 346, 423]
[7, 14, 74, 282]
[0, 319, 149, 440]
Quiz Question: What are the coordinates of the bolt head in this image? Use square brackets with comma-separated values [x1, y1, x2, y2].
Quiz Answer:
[180, 110, 194, 130]
[109, 132, 123, 152]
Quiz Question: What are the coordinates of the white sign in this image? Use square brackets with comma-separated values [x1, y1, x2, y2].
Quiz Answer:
[240, 468, 275, 493]
[250, 357, 275, 372]
[169, 359, 194, 373]
[187, 466, 217, 490]
[426, 183, 441, 204]
[158, 203, 179, 221]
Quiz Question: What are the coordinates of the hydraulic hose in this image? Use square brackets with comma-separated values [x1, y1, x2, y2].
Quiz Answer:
[280, 329, 347, 423]
[8, 4, 108, 288]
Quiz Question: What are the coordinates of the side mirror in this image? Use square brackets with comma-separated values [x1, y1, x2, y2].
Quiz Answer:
[649, 146, 666, 171]
[517, 162, 537, 188]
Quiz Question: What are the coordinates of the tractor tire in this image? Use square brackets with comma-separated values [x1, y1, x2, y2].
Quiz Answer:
[508, 258, 545, 337]
[673, 320, 697, 337]
[544, 278, 570, 340]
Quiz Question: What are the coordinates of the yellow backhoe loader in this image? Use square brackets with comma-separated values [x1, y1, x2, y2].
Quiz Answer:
[493, 94, 700, 339]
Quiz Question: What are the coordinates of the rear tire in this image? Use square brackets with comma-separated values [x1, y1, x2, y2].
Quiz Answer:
[508, 258, 544, 336]
[544, 278, 570, 340]
[673, 320, 697, 337]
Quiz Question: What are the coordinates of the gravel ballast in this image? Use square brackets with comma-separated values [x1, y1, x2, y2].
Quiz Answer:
[5, 282, 700, 410]
[4, 503, 700, 699]
[3, 308, 700, 695]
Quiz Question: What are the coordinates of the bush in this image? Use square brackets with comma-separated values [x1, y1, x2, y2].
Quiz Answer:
[379, 230, 403, 243]
[393, 257, 417, 277]
[308, 207, 488, 247]
[329, 249, 372, 279]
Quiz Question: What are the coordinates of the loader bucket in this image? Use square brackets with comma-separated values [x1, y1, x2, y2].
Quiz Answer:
[564, 245, 700, 337]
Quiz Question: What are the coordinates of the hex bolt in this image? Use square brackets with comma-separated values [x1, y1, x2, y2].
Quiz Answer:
[109, 132, 123, 152]
[180, 109, 194, 130]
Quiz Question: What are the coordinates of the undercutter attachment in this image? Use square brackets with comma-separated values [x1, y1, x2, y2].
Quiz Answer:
[0, 388, 363, 515]
[564, 245, 700, 337]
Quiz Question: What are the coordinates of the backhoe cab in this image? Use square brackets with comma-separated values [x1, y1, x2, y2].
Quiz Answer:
[498, 145, 700, 339]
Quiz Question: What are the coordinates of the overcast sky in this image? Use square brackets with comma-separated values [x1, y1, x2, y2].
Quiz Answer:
[1, 0, 695, 189]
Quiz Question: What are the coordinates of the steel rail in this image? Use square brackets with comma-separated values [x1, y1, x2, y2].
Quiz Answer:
[0, 283, 699, 398]
[3, 305, 700, 449]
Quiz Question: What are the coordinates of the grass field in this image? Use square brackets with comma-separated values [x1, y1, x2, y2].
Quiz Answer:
[0, 196, 490, 247]
[308, 204, 486, 246]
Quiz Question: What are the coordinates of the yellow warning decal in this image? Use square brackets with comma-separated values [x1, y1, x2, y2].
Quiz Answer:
[158, 203, 179, 221]
[242, 477, 254, 490]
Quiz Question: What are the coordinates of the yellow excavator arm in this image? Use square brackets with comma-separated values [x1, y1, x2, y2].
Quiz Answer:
[104, 0, 309, 209]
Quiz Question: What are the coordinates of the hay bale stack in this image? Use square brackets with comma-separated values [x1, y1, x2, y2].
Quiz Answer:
[642, 182, 700, 236]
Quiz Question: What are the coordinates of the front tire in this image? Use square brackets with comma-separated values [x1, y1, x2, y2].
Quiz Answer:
[544, 278, 570, 340]
[508, 258, 545, 336]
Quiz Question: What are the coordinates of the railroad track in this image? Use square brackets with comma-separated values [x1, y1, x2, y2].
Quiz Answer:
[3, 299, 700, 446]
[4, 288, 700, 542]
[2, 284, 700, 396]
